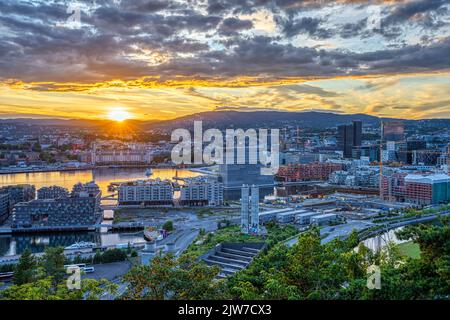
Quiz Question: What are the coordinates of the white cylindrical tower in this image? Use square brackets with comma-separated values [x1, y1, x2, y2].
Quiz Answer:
[240, 184, 250, 234]
[250, 185, 259, 234]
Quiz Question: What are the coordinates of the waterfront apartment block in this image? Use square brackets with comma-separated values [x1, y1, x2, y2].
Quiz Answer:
[179, 177, 223, 206]
[277, 162, 343, 182]
[0, 184, 36, 206]
[12, 194, 98, 228]
[71, 181, 101, 197]
[37, 186, 69, 199]
[0, 184, 36, 224]
[71, 181, 102, 211]
[382, 173, 450, 205]
[118, 179, 173, 206]
[0, 192, 9, 224]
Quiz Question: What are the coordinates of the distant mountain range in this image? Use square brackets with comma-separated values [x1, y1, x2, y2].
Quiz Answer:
[2, 111, 450, 131]
[149, 111, 399, 131]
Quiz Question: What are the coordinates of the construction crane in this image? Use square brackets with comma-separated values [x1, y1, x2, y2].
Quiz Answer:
[379, 121, 383, 200]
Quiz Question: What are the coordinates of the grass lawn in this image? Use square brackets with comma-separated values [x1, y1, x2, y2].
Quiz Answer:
[182, 223, 299, 259]
[397, 241, 421, 259]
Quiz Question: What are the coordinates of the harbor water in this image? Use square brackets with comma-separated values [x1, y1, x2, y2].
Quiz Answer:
[0, 167, 201, 257]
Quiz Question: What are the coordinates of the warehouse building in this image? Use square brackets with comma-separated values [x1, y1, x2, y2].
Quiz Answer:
[276, 211, 297, 223]
[276, 209, 314, 224]
[310, 213, 340, 226]
[259, 208, 292, 224]
[294, 211, 320, 225]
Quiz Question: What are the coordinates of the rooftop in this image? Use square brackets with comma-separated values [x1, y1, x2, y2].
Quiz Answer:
[405, 173, 450, 184]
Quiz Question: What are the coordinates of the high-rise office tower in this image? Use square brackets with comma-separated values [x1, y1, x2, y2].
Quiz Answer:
[337, 124, 353, 158]
[338, 120, 362, 158]
[352, 120, 362, 147]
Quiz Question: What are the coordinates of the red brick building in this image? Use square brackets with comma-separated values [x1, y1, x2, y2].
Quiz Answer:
[382, 173, 450, 205]
[276, 162, 343, 182]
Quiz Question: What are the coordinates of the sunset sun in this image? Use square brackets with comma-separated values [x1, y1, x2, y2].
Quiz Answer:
[107, 108, 132, 122]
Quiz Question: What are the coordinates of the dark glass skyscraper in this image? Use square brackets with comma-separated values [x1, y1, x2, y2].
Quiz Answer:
[337, 120, 362, 158]
[352, 120, 362, 147]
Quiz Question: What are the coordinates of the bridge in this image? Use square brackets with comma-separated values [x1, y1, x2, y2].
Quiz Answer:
[101, 193, 117, 201]
[284, 211, 450, 248]
[358, 211, 450, 241]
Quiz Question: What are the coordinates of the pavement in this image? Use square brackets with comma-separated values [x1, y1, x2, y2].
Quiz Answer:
[83, 261, 132, 281]
[285, 220, 374, 247]
[320, 220, 374, 244]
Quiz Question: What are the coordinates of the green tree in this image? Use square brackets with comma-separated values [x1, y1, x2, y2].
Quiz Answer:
[172, 255, 227, 300]
[341, 221, 450, 300]
[123, 254, 177, 300]
[228, 229, 369, 300]
[12, 248, 37, 285]
[41, 247, 66, 288]
[122, 254, 226, 300]
[100, 249, 127, 263]
[31, 143, 42, 152]
[162, 220, 174, 232]
[0, 277, 117, 300]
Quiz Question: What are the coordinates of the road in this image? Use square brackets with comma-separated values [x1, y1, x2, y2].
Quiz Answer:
[320, 220, 375, 244]
[285, 211, 450, 247]
[284, 220, 374, 247]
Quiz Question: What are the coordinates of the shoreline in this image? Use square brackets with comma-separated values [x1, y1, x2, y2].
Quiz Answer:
[0, 164, 212, 175]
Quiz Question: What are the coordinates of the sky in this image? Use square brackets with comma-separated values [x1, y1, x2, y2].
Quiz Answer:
[0, 0, 449, 120]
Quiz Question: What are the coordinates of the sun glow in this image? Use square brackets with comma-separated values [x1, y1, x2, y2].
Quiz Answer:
[107, 108, 132, 122]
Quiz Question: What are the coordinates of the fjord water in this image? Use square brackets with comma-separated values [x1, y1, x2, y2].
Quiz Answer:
[0, 167, 201, 257]
[0, 167, 201, 196]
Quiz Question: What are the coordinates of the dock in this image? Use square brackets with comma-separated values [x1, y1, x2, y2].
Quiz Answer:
[0, 222, 144, 235]
[0, 227, 12, 235]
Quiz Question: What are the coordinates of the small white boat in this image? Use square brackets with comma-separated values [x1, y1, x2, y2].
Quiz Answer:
[144, 228, 160, 241]
[64, 241, 97, 250]
[145, 168, 153, 177]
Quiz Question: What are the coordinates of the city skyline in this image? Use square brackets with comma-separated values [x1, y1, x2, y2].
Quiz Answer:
[0, 0, 450, 120]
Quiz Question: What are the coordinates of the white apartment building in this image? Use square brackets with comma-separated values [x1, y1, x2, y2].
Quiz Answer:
[118, 179, 173, 206]
[180, 178, 223, 206]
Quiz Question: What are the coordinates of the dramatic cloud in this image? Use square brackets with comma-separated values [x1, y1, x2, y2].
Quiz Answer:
[0, 0, 449, 120]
